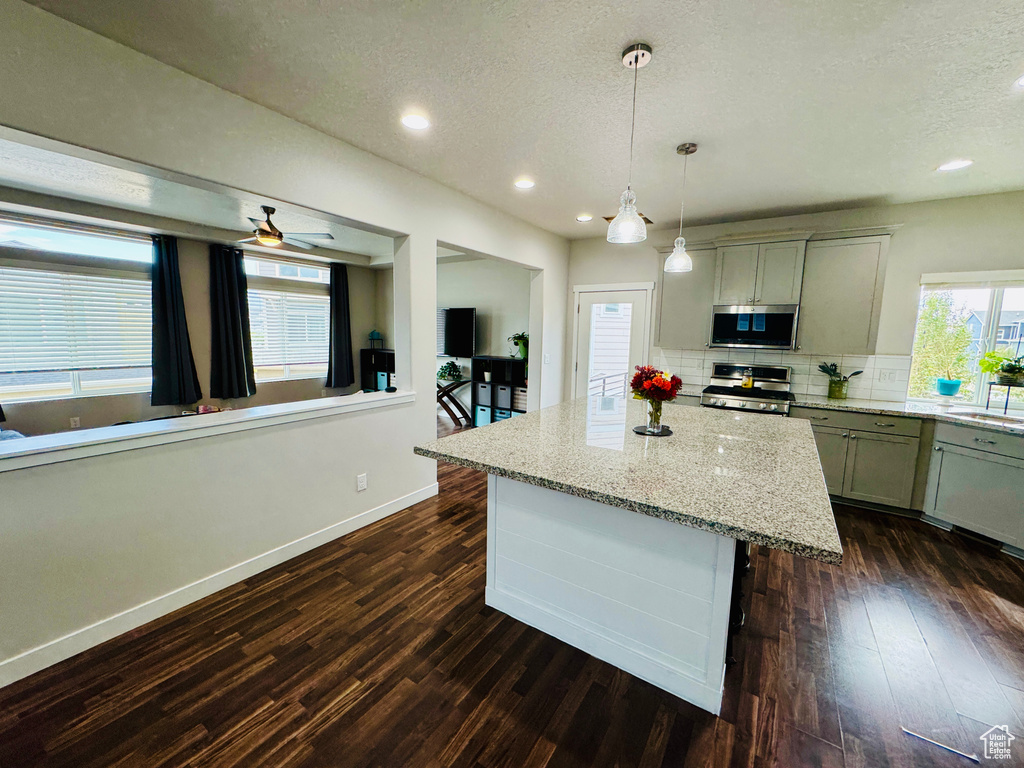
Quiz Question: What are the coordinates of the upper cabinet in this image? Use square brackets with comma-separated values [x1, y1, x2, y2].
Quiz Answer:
[796, 235, 890, 355]
[713, 239, 806, 305]
[656, 247, 717, 350]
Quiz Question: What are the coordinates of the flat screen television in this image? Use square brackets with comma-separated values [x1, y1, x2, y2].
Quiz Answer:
[437, 307, 476, 358]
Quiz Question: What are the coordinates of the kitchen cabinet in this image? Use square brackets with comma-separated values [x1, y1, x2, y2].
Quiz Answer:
[797, 408, 921, 508]
[797, 235, 889, 354]
[656, 247, 716, 349]
[713, 240, 805, 306]
[925, 427, 1024, 547]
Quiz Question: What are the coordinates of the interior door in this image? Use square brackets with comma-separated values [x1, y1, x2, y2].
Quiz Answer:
[574, 290, 650, 400]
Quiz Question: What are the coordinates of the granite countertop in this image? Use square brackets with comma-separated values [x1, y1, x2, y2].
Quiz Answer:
[791, 394, 1024, 435]
[415, 397, 842, 565]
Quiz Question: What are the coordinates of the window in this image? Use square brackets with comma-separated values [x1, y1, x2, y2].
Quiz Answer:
[244, 256, 330, 381]
[0, 219, 152, 402]
[909, 280, 1024, 409]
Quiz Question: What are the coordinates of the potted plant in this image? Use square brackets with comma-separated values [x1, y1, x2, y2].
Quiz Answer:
[979, 351, 1024, 386]
[818, 362, 863, 400]
[508, 331, 529, 360]
[630, 365, 683, 436]
[437, 361, 462, 381]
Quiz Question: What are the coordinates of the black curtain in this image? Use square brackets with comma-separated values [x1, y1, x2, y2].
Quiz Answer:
[326, 263, 355, 388]
[151, 235, 202, 406]
[209, 244, 257, 399]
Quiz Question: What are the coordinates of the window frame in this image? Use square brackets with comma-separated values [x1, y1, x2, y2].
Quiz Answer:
[0, 237, 154, 404]
[908, 276, 1024, 411]
[244, 255, 332, 383]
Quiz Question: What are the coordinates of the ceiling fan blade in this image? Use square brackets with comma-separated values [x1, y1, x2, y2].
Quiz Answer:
[237, 236, 260, 243]
[602, 214, 653, 224]
[248, 218, 272, 232]
[281, 237, 316, 250]
[282, 232, 334, 240]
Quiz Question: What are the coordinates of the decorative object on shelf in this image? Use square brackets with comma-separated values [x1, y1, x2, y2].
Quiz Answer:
[508, 331, 529, 360]
[664, 143, 697, 273]
[368, 330, 385, 350]
[607, 43, 653, 245]
[935, 377, 962, 397]
[979, 351, 1024, 385]
[630, 365, 682, 436]
[437, 361, 462, 381]
[818, 362, 862, 400]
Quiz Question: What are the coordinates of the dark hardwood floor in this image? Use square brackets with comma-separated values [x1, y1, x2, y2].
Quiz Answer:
[1, 419, 1022, 766]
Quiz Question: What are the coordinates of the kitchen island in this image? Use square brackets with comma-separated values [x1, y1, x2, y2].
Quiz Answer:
[415, 396, 841, 714]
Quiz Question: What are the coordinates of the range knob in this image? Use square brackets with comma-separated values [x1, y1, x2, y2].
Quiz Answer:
[738, 402, 747, 408]
[758, 403, 768, 410]
[769, 404, 779, 412]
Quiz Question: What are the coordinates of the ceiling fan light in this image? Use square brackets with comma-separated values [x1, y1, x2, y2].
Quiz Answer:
[664, 237, 693, 273]
[256, 232, 282, 247]
[606, 188, 647, 244]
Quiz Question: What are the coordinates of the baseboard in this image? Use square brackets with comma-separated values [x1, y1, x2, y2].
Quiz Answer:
[0, 482, 439, 689]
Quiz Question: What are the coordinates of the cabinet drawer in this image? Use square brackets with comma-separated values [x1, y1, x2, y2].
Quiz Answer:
[933, 423, 1024, 462]
[790, 407, 921, 437]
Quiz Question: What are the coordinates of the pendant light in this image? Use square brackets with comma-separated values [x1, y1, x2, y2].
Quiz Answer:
[607, 43, 652, 244]
[664, 143, 697, 273]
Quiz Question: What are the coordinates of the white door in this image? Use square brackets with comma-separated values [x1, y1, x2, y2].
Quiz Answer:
[574, 289, 651, 399]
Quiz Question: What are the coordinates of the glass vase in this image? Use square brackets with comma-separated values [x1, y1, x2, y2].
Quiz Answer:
[647, 399, 663, 433]
[827, 379, 849, 399]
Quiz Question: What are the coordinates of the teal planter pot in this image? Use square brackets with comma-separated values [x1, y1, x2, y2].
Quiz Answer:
[936, 378, 962, 397]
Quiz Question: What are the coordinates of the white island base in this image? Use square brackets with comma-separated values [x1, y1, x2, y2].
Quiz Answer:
[485, 475, 738, 715]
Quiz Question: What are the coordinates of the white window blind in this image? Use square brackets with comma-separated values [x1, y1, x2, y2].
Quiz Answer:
[248, 288, 330, 368]
[0, 264, 151, 374]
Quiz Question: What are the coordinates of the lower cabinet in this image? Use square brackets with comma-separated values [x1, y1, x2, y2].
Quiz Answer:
[926, 442, 1024, 546]
[810, 425, 918, 508]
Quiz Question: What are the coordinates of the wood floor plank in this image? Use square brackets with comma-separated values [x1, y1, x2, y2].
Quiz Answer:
[1, 433, 1022, 768]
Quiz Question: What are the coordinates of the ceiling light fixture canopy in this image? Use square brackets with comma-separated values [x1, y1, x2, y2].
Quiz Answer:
[608, 43, 652, 245]
[514, 178, 535, 189]
[664, 143, 697, 273]
[401, 114, 430, 130]
[937, 158, 973, 172]
[576, 213, 593, 222]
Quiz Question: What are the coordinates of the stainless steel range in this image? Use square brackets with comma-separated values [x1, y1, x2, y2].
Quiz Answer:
[699, 363, 794, 415]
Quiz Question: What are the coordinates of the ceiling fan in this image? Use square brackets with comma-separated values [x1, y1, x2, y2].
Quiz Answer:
[238, 205, 335, 250]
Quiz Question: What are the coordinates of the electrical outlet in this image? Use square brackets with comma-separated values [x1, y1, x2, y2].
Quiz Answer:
[69, 416, 81, 428]
[356, 473, 367, 492]
[544, 353, 551, 365]
[877, 369, 897, 383]
[322, 389, 328, 397]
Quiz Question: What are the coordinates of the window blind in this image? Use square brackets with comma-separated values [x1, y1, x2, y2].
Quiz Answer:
[248, 287, 330, 367]
[0, 264, 151, 373]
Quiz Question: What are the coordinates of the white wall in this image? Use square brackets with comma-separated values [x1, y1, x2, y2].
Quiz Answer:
[566, 190, 1024, 398]
[0, 0, 568, 685]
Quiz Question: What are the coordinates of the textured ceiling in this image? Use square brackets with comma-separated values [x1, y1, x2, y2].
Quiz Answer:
[24, 0, 1024, 239]
[0, 137, 396, 259]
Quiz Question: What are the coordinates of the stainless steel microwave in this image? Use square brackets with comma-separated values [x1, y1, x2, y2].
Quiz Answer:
[709, 304, 799, 349]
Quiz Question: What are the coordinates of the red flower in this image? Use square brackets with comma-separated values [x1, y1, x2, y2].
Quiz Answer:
[630, 365, 682, 403]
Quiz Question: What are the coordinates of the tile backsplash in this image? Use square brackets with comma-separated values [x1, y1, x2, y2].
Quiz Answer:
[654, 348, 912, 403]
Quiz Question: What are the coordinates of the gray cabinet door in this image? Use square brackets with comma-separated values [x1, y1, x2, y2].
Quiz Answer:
[656, 248, 716, 349]
[843, 431, 919, 508]
[755, 241, 805, 305]
[926, 444, 1024, 546]
[713, 244, 758, 305]
[797, 237, 887, 355]
[811, 425, 849, 495]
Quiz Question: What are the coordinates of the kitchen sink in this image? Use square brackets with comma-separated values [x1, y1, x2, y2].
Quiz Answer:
[946, 409, 1024, 430]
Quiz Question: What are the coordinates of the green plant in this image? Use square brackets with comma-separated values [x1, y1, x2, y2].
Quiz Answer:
[508, 332, 529, 344]
[979, 351, 1024, 376]
[818, 362, 863, 382]
[437, 361, 462, 380]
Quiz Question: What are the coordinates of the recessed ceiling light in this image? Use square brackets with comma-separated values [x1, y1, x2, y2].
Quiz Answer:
[514, 178, 535, 190]
[576, 214, 593, 222]
[1014, 74, 1024, 90]
[401, 114, 430, 130]
[937, 159, 973, 172]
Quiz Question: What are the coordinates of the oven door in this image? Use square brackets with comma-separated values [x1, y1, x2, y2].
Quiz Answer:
[709, 304, 799, 349]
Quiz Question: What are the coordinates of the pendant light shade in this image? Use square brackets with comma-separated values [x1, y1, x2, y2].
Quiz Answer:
[607, 188, 647, 244]
[664, 236, 693, 273]
[665, 142, 698, 273]
[608, 44, 651, 245]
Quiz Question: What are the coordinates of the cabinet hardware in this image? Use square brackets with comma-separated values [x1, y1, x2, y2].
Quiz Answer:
[874, 422, 895, 427]
[841, 433, 848, 438]
[934, 446, 942, 451]
[809, 416, 828, 421]
[974, 437, 997, 445]
[850, 434, 857, 439]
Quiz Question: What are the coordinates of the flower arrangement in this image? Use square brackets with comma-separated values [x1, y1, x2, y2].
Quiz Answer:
[630, 365, 682, 435]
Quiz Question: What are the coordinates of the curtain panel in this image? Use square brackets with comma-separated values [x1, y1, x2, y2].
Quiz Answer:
[209, 244, 257, 399]
[151, 235, 202, 406]
[326, 263, 355, 388]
